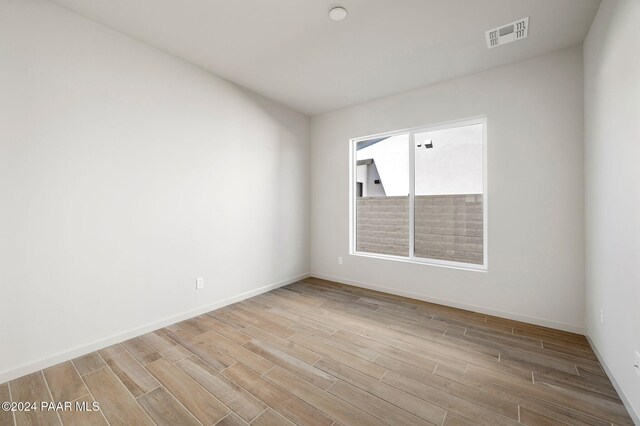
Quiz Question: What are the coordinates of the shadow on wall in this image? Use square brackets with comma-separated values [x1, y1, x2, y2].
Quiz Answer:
[234, 84, 312, 280]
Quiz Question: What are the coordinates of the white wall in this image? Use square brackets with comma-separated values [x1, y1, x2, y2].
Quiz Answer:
[414, 124, 484, 196]
[311, 46, 585, 331]
[584, 0, 640, 422]
[0, 0, 310, 381]
[357, 136, 408, 196]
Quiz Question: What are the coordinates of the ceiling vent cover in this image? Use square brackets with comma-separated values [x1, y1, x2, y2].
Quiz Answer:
[486, 17, 529, 49]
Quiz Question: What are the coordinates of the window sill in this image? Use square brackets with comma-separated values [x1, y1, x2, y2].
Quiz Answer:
[349, 251, 488, 272]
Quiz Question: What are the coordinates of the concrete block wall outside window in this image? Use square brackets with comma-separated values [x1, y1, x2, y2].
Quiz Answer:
[356, 195, 483, 264]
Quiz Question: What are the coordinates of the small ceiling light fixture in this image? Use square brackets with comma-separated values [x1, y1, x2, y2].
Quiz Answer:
[329, 6, 348, 21]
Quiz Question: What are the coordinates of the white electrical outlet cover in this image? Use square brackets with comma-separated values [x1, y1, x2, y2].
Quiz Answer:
[196, 277, 204, 290]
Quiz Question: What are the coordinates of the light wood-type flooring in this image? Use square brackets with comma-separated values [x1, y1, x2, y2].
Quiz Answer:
[1, 278, 634, 425]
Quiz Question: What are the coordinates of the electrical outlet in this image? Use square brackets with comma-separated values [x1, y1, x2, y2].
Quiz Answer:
[634, 351, 640, 377]
[600, 309, 604, 326]
[196, 277, 204, 290]
[338, 256, 343, 265]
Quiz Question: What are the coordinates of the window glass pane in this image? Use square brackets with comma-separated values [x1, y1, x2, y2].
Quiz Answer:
[355, 134, 409, 257]
[413, 124, 484, 264]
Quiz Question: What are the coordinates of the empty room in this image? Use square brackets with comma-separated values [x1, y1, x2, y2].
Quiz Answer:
[1, 0, 639, 425]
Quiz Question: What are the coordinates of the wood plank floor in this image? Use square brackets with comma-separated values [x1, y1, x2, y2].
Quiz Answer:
[1, 278, 634, 425]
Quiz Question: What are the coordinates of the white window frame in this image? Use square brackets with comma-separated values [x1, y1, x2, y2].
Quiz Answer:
[348, 116, 488, 272]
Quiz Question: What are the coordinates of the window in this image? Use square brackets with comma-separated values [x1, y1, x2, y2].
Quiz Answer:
[350, 117, 487, 270]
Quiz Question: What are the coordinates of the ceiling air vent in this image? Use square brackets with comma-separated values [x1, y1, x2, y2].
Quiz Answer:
[486, 17, 529, 49]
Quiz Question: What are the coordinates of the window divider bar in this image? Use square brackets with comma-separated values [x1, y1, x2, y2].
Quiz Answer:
[408, 132, 416, 260]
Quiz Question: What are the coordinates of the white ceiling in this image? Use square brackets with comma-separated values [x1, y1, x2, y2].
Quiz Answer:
[52, 0, 600, 115]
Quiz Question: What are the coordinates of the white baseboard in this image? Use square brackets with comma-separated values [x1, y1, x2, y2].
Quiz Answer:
[0, 272, 309, 384]
[586, 334, 640, 425]
[310, 273, 585, 334]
